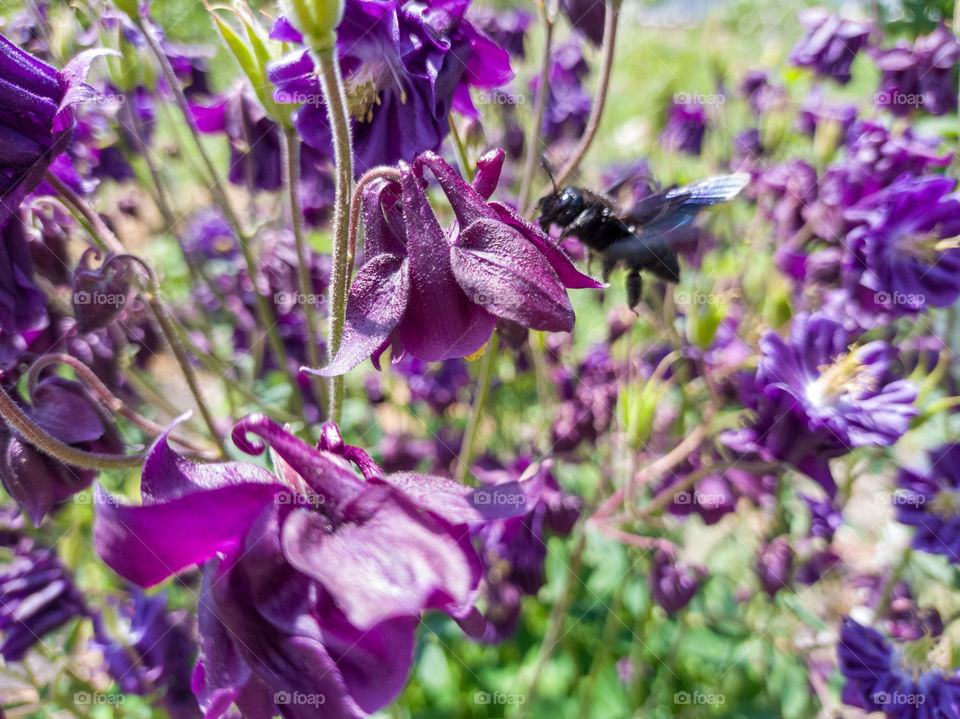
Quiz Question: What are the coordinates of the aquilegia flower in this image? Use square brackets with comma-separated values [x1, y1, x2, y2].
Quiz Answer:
[0, 377, 122, 524]
[649, 550, 707, 614]
[95, 415, 542, 718]
[0, 538, 87, 661]
[788, 9, 870, 85]
[844, 174, 960, 318]
[311, 150, 600, 376]
[838, 617, 960, 717]
[873, 23, 960, 116]
[0, 32, 107, 226]
[0, 211, 48, 368]
[723, 313, 916, 496]
[896, 444, 960, 564]
[755, 536, 794, 597]
[267, 0, 512, 173]
[659, 99, 707, 156]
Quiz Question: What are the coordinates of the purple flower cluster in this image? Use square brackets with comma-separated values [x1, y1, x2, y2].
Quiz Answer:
[789, 9, 870, 84]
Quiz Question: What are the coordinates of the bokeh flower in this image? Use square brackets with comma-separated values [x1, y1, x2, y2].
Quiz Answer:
[874, 23, 960, 116]
[789, 9, 870, 85]
[896, 444, 960, 563]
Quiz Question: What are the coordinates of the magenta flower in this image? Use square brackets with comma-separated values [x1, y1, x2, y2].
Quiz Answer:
[94, 415, 542, 718]
[789, 9, 870, 85]
[310, 150, 601, 376]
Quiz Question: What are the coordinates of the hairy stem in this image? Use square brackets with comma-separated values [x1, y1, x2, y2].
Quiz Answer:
[554, 0, 622, 189]
[282, 127, 326, 409]
[454, 331, 500, 485]
[314, 46, 355, 424]
[518, 2, 554, 215]
[0, 383, 144, 469]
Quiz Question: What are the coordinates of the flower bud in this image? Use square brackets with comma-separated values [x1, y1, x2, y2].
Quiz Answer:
[280, 0, 344, 52]
[72, 250, 134, 334]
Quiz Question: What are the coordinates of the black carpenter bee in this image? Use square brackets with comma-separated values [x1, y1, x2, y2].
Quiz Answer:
[537, 168, 749, 308]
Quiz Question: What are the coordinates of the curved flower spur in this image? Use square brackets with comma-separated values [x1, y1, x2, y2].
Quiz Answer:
[93, 414, 544, 718]
[307, 150, 603, 376]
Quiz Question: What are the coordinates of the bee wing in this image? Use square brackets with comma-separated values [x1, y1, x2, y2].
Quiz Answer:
[665, 172, 749, 206]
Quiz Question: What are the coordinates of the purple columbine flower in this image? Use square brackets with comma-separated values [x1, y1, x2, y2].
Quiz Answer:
[795, 87, 857, 138]
[874, 23, 960, 117]
[310, 150, 600, 376]
[551, 346, 619, 454]
[658, 456, 776, 526]
[0, 377, 122, 524]
[561, 0, 606, 46]
[757, 160, 818, 242]
[0, 33, 107, 226]
[739, 69, 787, 115]
[755, 536, 794, 597]
[838, 617, 960, 717]
[844, 174, 960, 318]
[530, 40, 592, 145]
[0, 539, 87, 661]
[803, 121, 950, 242]
[472, 458, 581, 642]
[788, 9, 870, 85]
[469, 7, 533, 58]
[71, 250, 134, 334]
[0, 210, 48, 368]
[91, 589, 200, 719]
[95, 415, 542, 718]
[723, 313, 916, 497]
[659, 99, 707, 156]
[192, 84, 282, 192]
[392, 355, 470, 413]
[267, 0, 512, 174]
[896, 444, 960, 564]
[649, 550, 707, 614]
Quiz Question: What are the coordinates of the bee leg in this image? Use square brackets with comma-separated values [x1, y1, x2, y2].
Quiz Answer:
[626, 268, 643, 311]
[602, 254, 618, 283]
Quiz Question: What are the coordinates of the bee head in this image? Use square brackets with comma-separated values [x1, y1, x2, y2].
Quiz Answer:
[537, 187, 584, 230]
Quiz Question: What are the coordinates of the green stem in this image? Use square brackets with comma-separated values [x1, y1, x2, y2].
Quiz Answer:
[138, 17, 301, 413]
[518, 2, 554, 215]
[553, 0, 622, 189]
[282, 127, 326, 411]
[448, 115, 475, 183]
[0, 382, 144, 469]
[454, 331, 500, 485]
[314, 46, 355, 424]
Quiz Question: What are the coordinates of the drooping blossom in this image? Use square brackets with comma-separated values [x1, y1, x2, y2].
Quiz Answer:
[723, 313, 917, 497]
[659, 99, 707, 156]
[71, 250, 134, 333]
[551, 346, 619, 454]
[896, 444, 960, 564]
[267, 1, 512, 174]
[757, 160, 818, 242]
[561, 0, 606, 46]
[755, 536, 793, 597]
[530, 40, 592, 144]
[95, 415, 542, 718]
[844, 174, 960, 319]
[649, 550, 707, 614]
[738, 70, 787, 115]
[472, 458, 581, 642]
[309, 150, 601, 376]
[873, 23, 960, 116]
[0, 211, 48, 368]
[795, 87, 857, 138]
[469, 7, 533, 58]
[0, 377, 122, 524]
[838, 617, 960, 717]
[0, 32, 108, 226]
[91, 589, 200, 719]
[0, 539, 87, 661]
[788, 9, 870, 84]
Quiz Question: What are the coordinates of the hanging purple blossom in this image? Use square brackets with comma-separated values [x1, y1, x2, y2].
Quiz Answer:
[723, 313, 916, 497]
[469, 7, 533, 58]
[267, 0, 513, 174]
[659, 99, 707, 156]
[873, 23, 960, 116]
[843, 174, 960, 318]
[94, 416, 543, 718]
[755, 536, 794, 597]
[896, 444, 960, 564]
[649, 550, 707, 614]
[309, 150, 600, 376]
[0, 539, 87, 661]
[838, 617, 960, 717]
[0, 211, 48, 368]
[788, 9, 870, 85]
[561, 0, 606, 46]
[0, 33, 108, 226]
